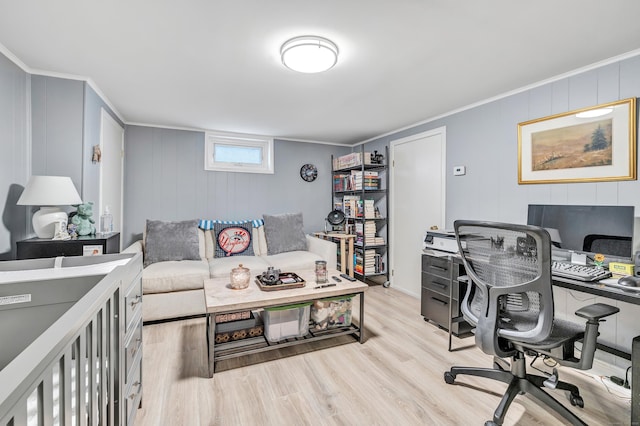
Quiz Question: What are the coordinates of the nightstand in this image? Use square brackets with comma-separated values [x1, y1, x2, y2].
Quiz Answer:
[16, 232, 120, 259]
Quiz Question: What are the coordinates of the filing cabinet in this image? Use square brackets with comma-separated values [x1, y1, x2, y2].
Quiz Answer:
[420, 253, 472, 335]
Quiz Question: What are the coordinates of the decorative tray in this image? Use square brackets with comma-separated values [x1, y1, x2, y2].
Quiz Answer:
[255, 272, 306, 291]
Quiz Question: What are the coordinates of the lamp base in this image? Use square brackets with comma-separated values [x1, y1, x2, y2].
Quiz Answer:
[33, 207, 68, 239]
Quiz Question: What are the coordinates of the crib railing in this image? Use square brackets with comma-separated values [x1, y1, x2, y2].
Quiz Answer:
[0, 253, 142, 426]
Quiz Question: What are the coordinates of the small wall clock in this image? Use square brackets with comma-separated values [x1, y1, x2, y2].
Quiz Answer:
[300, 163, 318, 182]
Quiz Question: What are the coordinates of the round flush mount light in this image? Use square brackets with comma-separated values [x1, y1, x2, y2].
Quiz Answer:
[280, 36, 339, 73]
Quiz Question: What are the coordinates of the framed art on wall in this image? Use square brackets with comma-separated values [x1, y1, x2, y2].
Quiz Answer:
[518, 98, 636, 184]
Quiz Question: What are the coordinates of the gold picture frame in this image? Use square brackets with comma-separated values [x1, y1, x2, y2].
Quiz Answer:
[518, 98, 636, 184]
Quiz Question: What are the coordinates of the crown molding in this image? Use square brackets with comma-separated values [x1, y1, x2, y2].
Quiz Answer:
[355, 48, 640, 146]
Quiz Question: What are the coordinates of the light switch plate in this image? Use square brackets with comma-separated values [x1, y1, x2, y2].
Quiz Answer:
[453, 166, 466, 176]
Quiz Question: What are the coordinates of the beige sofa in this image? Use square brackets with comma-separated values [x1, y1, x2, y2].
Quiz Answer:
[123, 226, 337, 322]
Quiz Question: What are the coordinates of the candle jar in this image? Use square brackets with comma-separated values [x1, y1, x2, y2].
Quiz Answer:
[230, 264, 250, 290]
[315, 260, 328, 284]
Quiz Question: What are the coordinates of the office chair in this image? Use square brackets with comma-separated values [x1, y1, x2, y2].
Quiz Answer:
[443, 220, 619, 426]
[582, 234, 632, 258]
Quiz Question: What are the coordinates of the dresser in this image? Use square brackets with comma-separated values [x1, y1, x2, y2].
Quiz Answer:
[16, 232, 120, 259]
[420, 251, 472, 336]
[123, 267, 143, 425]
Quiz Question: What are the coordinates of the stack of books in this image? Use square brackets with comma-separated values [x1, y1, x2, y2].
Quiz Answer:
[354, 222, 364, 245]
[333, 173, 351, 191]
[350, 170, 380, 190]
[364, 199, 375, 219]
[342, 195, 360, 218]
[354, 249, 378, 274]
[364, 221, 376, 245]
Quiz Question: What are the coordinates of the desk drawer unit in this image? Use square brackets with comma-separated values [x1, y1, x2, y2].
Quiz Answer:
[421, 253, 471, 336]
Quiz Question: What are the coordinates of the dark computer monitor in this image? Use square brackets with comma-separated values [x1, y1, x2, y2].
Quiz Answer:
[527, 204, 635, 260]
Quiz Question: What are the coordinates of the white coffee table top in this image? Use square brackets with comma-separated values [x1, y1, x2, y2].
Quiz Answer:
[204, 269, 368, 314]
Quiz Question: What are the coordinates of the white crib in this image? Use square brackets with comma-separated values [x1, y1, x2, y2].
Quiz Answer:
[0, 253, 143, 426]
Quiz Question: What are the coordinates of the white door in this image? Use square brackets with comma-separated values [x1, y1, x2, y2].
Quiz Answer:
[390, 127, 446, 297]
[99, 108, 124, 248]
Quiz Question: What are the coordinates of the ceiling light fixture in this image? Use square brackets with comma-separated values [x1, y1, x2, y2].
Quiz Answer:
[280, 36, 339, 74]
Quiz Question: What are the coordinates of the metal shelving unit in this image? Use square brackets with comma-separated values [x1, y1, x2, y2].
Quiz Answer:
[331, 146, 389, 286]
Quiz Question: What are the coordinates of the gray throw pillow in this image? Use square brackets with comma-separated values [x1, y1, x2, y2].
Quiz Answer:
[263, 212, 307, 255]
[144, 219, 200, 266]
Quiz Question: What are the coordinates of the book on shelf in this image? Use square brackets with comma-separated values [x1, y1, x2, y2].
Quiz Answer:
[349, 170, 380, 190]
[334, 152, 372, 170]
[363, 199, 375, 218]
[342, 195, 360, 218]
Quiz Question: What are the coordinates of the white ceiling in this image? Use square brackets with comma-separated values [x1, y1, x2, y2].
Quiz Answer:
[1, 1, 640, 145]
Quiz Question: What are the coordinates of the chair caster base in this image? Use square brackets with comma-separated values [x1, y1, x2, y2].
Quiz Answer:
[569, 392, 584, 408]
[444, 371, 456, 384]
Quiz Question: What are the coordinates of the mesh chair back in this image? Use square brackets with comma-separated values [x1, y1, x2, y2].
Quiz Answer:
[455, 220, 554, 357]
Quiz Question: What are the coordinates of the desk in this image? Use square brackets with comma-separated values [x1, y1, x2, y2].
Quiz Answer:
[430, 247, 640, 425]
[314, 232, 355, 277]
[552, 276, 640, 423]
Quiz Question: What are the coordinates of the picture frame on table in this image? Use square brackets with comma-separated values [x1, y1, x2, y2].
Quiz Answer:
[518, 98, 636, 184]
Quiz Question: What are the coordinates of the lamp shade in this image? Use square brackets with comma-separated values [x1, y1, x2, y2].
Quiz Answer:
[17, 176, 82, 206]
[17, 176, 82, 239]
[281, 36, 339, 73]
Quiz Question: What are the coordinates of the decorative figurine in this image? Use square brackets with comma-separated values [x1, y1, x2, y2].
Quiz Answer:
[70, 202, 96, 236]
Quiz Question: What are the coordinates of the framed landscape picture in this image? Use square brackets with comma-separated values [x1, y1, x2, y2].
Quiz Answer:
[518, 98, 636, 184]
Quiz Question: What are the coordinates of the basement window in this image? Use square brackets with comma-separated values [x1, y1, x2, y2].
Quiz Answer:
[204, 132, 274, 174]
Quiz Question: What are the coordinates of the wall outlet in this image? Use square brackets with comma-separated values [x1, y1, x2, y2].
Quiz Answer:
[453, 166, 466, 176]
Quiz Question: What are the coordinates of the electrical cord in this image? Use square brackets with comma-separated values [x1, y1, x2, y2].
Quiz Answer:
[624, 365, 632, 389]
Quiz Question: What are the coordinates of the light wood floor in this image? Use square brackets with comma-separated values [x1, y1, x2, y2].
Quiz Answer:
[135, 286, 631, 425]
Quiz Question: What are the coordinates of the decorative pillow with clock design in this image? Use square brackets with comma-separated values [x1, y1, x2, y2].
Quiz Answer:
[300, 163, 318, 182]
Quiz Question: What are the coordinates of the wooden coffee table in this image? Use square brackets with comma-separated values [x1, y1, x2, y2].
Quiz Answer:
[204, 269, 367, 377]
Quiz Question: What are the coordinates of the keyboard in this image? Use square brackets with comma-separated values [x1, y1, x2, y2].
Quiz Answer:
[551, 261, 612, 282]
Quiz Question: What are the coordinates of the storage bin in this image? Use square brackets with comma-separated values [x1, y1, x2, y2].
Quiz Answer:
[215, 311, 264, 343]
[310, 296, 353, 330]
[262, 302, 311, 342]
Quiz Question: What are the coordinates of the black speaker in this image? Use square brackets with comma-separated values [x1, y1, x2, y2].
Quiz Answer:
[635, 251, 640, 277]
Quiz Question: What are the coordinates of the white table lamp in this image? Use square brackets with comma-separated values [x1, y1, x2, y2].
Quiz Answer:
[17, 176, 83, 239]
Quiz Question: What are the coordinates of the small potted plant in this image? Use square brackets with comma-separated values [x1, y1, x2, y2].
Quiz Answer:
[593, 253, 605, 269]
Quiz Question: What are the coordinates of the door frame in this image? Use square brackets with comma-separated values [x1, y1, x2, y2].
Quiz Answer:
[99, 108, 124, 246]
[389, 126, 446, 288]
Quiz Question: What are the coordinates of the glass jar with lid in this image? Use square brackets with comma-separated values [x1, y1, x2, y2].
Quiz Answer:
[230, 264, 251, 289]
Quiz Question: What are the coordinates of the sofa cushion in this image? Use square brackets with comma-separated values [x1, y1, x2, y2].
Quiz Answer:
[208, 255, 271, 279]
[144, 219, 201, 266]
[265, 250, 324, 272]
[213, 221, 254, 257]
[142, 259, 209, 293]
[263, 212, 307, 255]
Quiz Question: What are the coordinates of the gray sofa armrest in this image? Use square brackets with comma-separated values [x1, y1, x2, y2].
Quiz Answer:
[122, 239, 144, 255]
[306, 235, 337, 270]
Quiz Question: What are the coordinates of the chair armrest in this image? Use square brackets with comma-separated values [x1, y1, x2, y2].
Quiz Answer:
[122, 240, 144, 254]
[306, 235, 337, 271]
[575, 303, 620, 322]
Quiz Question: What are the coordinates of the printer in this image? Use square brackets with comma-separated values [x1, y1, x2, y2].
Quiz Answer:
[423, 229, 463, 253]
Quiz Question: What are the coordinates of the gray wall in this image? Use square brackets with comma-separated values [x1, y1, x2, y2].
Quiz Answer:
[0, 53, 29, 260]
[82, 84, 124, 207]
[364, 54, 640, 228]
[363, 53, 640, 367]
[122, 125, 349, 247]
[31, 76, 84, 192]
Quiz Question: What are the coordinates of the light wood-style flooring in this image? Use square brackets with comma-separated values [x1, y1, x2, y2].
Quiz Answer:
[136, 286, 631, 425]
